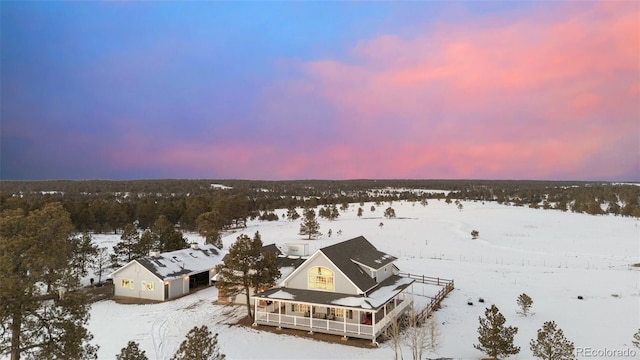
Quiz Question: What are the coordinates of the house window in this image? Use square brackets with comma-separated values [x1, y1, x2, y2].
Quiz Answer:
[330, 308, 344, 318]
[121, 279, 134, 289]
[292, 304, 310, 313]
[141, 281, 154, 291]
[308, 267, 334, 291]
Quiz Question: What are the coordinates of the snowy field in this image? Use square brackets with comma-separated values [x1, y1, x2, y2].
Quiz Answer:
[88, 200, 640, 359]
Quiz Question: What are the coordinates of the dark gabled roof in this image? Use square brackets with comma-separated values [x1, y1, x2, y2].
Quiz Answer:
[319, 236, 396, 293]
[275, 256, 306, 269]
[262, 243, 283, 257]
[222, 243, 282, 263]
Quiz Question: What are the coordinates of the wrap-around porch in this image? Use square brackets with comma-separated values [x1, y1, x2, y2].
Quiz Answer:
[252, 284, 413, 343]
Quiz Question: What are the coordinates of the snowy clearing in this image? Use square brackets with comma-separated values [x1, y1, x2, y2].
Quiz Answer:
[87, 200, 639, 359]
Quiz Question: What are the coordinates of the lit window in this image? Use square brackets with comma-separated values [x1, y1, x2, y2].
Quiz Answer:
[330, 308, 344, 317]
[121, 279, 134, 289]
[308, 267, 334, 291]
[292, 304, 310, 313]
[141, 281, 154, 291]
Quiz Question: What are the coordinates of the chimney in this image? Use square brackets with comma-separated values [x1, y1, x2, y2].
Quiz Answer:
[190, 243, 199, 250]
[150, 251, 160, 258]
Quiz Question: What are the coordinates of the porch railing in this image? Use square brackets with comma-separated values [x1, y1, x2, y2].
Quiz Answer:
[255, 312, 374, 338]
[254, 295, 413, 339]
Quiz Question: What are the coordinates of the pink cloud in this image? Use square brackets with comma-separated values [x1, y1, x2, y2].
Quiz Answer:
[280, 1, 639, 180]
[107, 2, 639, 180]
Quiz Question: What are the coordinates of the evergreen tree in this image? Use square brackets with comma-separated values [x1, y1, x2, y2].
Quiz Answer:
[251, 232, 280, 297]
[633, 329, 640, 349]
[384, 207, 396, 219]
[111, 223, 142, 267]
[474, 304, 520, 359]
[151, 215, 187, 252]
[286, 207, 300, 221]
[171, 326, 225, 360]
[318, 206, 330, 219]
[0, 203, 98, 360]
[517, 293, 534, 316]
[116, 341, 148, 360]
[215, 232, 279, 320]
[138, 230, 155, 257]
[328, 204, 340, 221]
[529, 321, 575, 360]
[357, 207, 363, 217]
[70, 231, 98, 278]
[299, 208, 321, 240]
[196, 211, 223, 249]
[92, 247, 111, 284]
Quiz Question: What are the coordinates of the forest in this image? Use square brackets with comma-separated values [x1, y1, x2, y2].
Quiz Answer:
[1, 179, 639, 234]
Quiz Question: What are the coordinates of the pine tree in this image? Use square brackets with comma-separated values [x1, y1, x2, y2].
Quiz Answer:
[529, 321, 576, 360]
[474, 304, 520, 359]
[357, 207, 363, 217]
[215, 232, 279, 320]
[517, 293, 534, 316]
[196, 212, 223, 249]
[384, 207, 396, 219]
[116, 341, 148, 360]
[151, 215, 187, 252]
[633, 329, 640, 349]
[0, 203, 98, 360]
[286, 207, 300, 221]
[171, 326, 225, 360]
[328, 204, 340, 221]
[92, 247, 111, 284]
[111, 224, 142, 267]
[70, 231, 98, 278]
[299, 208, 321, 240]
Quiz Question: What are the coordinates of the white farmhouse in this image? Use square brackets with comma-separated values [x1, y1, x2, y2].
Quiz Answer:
[252, 236, 416, 344]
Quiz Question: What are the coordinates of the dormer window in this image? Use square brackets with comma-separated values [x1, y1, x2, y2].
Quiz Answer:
[308, 266, 334, 291]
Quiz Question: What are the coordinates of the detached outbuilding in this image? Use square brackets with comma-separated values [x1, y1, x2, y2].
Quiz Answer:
[110, 244, 224, 302]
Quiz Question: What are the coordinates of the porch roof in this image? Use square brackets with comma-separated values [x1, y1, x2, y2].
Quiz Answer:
[253, 275, 414, 311]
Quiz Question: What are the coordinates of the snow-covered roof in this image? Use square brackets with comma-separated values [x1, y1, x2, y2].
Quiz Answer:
[254, 275, 414, 311]
[113, 244, 225, 282]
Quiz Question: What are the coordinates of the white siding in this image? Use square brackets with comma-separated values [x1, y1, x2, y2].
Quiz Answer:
[112, 262, 164, 301]
[373, 263, 394, 283]
[285, 253, 359, 295]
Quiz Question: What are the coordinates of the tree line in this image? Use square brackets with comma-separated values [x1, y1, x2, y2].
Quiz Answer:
[1, 180, 638, 236]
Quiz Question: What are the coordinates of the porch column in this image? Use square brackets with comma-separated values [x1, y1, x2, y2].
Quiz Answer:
[253, 298, 258, 326]
[277, 301, 282, 329]
[343, 310, 347, 334]
[308, 306, 313, 334]
[372, 311, 376, 343]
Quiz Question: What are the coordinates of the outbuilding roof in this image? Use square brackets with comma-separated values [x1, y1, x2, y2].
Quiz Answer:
[113, 244, 224, 281]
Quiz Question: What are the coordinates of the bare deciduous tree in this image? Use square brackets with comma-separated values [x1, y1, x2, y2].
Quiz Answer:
[405, 306, 429, 360]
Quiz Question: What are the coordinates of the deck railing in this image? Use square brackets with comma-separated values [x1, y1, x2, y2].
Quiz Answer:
[398, 272, 454, 324]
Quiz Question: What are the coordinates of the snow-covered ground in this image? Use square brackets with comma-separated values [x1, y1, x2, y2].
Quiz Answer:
[88, 200, 640, 359]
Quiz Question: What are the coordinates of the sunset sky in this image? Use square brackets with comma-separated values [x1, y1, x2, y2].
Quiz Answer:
[2, 1, 638, 181]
